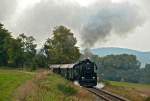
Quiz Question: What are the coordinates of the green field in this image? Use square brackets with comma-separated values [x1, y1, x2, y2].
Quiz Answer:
[109, 81, 150, 88]
[0, 69, 34, 101]
[2, 69, 150, 101]
[0, 69, 96, 101]
[104, 81, 150, 101]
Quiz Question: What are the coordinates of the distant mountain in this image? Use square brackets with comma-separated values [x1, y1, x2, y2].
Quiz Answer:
[91, 47, 150, 67]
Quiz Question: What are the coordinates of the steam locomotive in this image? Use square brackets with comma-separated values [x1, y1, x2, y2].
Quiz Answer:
[50, 59, 97, 87]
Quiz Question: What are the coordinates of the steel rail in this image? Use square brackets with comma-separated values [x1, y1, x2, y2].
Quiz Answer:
[85, 87, 130, 101]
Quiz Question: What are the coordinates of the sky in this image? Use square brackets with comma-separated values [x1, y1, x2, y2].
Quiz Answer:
[0, 0, 150, 51]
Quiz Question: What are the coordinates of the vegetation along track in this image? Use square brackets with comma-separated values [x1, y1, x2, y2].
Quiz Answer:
[85, 87, 130, 101]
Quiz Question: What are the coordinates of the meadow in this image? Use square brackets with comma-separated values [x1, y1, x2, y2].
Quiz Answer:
[0, 69, 34, 101]
[2, 68, 150, 101]
[104, 81, 150, 101]
[0, 69, 96, 101]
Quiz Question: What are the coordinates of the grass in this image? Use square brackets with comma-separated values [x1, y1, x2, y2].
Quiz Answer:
[57, 84, 77, 96]
[2, 68, 150, 101]
[0, 69, 96, 101]
[109, 81, 150, 89]
[104, 81, 150, 101]
[14, 70, 96, 101]
[0, 69, 34, 101]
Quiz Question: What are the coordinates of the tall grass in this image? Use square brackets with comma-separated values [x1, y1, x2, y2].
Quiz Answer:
[14, 70, 96, 101]
[104, 81, 150, 101]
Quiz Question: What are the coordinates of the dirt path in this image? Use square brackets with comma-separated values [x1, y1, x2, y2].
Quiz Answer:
[13, 70, 50, 101]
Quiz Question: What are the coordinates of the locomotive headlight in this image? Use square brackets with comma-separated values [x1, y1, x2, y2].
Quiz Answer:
[92, 77, 96, 79]
[81, 77, 85, 79]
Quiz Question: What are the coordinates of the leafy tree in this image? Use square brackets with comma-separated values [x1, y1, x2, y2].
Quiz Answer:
[17, 33, 37, 67]
[145, 64, 150, 68]
[96, 54, 141, 83]
[34, 49, 48, 67]
[0, 23, 12, 66]
[44, 26, 80, 64]
[139, 64, 150, 83]
[0, 23, 43, 69]
[7, 38, 24, 67]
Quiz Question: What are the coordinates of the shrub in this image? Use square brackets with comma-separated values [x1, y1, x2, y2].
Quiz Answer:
[57, 84, 77, 96]
[103, 80, 111, 86]
[145, 97, 150, 101]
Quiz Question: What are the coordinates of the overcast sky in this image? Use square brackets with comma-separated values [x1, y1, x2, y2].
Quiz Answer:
[0, 0, 149, 51]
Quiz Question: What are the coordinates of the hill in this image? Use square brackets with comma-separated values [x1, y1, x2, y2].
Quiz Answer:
[91, 47, 150, 67]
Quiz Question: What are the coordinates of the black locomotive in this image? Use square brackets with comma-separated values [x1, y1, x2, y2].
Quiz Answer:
[50, 59, 97, 87]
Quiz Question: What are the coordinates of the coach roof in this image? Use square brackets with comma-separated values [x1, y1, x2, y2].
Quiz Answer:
[50, 64, 75, 69]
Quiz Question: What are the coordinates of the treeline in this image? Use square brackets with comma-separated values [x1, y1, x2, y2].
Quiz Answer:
[0, 23, 80, 69]
[91, 54, 150, 84]
[1, 22, 149, 84]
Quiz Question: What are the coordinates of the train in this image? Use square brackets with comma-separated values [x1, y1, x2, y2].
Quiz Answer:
[50, 59, 97, 87]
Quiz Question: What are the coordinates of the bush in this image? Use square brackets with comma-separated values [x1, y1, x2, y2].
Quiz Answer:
[145, 97, 150, 101]
[103, 80, 111, 86]
[23, 66, 37, 72]
[57, 84, 77, 96]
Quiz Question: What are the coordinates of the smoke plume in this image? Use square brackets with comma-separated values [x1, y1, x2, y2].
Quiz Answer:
[81, 2, 144, 47]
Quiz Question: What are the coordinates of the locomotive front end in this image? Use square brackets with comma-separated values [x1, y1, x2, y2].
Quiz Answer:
[75, 59, 97, 87]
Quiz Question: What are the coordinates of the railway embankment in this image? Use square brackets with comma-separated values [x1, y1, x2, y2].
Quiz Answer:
[14, 70, 97, 101]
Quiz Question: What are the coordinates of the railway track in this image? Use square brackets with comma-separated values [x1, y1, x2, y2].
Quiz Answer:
[85, 87, 130, 101]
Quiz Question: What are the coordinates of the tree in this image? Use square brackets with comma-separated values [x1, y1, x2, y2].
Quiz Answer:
[7, 38, 24, 67]
[34, 49, 48, 68]
[17, 34, 37, 67]
[139, 64, 150, 84]
[96, 54, 141, 83]
[44, 26, 80, 64]
[0, 23, 12, 66]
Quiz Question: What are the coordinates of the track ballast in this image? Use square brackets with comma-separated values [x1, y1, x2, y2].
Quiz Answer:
[85, 87, 130, 101]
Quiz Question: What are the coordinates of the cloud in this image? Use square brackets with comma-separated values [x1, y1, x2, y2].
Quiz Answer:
[0, 0, 17, 21]
[11, 0, 144, 48]
[14, 0, 86, 45]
